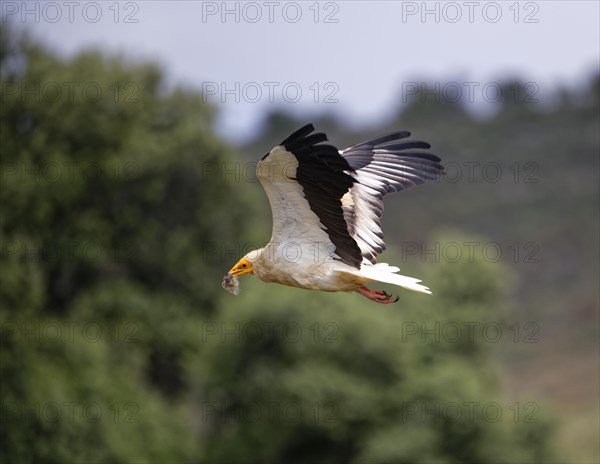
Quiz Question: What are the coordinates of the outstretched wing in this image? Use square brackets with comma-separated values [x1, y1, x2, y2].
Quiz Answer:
[256, 124, 363, 268]
[256, 124, 443, 269]
[340, 131, 444, 264]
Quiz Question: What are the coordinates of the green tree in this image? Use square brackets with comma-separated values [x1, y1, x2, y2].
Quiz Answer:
[1, 26, 257, 462]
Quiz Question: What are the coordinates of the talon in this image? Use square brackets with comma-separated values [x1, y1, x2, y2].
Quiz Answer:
[357, 286, 400, 304]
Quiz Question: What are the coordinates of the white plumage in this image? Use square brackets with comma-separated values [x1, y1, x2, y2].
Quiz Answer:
[224, 124, 443, 304]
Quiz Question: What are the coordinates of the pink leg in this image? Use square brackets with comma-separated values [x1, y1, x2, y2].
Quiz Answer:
[356, 285, 399, 304]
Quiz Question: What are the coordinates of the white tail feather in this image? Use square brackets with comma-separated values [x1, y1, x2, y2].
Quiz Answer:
[343, 262, 431, 294]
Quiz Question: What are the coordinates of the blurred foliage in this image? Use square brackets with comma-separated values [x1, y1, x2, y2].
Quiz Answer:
[3, 24, 599, 463]
[0, 26, 255, 462]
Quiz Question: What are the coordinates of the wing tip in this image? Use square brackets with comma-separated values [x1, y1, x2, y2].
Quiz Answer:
[280, 123, 315, 146]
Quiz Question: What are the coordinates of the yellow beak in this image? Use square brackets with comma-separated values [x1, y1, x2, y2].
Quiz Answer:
[229, 257, 253, 276]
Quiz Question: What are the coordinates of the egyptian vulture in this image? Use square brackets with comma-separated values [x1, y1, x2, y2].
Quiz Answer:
[223, 124, 443, 304]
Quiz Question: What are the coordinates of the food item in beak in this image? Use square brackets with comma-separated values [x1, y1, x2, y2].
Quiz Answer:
[222, 272, 240, 295]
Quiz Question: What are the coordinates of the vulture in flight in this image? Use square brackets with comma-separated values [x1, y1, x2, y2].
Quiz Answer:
[223, 124, 443, 304]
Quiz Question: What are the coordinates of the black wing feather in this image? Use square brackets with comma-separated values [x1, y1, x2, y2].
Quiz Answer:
[275, 124, 444, 267]
[340, 131, 444, 263]
[281, 124, 362, 269]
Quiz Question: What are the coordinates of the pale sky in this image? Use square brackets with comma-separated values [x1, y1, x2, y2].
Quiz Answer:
[9, 1, 600, 141]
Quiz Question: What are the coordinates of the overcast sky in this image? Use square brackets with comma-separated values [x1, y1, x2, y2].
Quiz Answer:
[9, 1, 600, 141]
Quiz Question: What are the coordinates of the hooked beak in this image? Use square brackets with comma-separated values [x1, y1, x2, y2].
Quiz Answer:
[229, 257, 253, 276]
